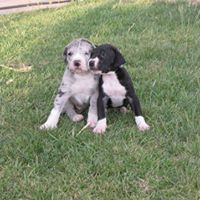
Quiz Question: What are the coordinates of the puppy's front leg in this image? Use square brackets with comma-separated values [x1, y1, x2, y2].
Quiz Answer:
[87, 91, 98, 128]
[93, 93, 107, 134]
[127, 87, 150, 131]
[40, 91, 70, 130]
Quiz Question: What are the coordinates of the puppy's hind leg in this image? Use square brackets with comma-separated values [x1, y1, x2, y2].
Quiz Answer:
[119, 99, 129, 113]
[64, 100, 84, 122]
[127, 88, 150, 131]
[119, 106, 128, 113]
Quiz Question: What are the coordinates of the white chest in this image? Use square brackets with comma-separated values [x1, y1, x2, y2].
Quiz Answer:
[71, 73, 97, 104]
[102, 72, 126, 107]
[71, 73, 97, 94]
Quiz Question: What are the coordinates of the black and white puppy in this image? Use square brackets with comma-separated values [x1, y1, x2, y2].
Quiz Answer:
[88, 44, 150, 134]
[40, 38, 98, 130]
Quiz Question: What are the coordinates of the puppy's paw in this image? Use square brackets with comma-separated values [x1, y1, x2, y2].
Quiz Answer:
[93, 125, 107, 134]
[72, 114, 84, 122]
[39, 123, 57, 130]
[120, 106, 128, 113]
[137, 122, 150, 131]
[135, 116, 150, 132]
[93, 118, 107, 134]
[87, 114, 98, 128]
[87, 119, 97, 128]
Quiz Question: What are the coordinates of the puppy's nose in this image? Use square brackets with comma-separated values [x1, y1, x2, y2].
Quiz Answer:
[89, 60, 95, 68]
[74, 60, 81, 67]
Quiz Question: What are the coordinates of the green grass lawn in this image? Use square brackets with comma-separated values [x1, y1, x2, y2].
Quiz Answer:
[0, 0, 200, 199]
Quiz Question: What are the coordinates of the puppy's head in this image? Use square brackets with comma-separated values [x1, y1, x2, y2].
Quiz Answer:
[88, 44, 125, 74]
[63, 38, 96, 73]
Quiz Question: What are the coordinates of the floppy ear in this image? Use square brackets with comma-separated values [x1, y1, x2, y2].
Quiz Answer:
[63, 46, 68, 64]
[113, 46, 125, 67]
[63, 46, 68, 56]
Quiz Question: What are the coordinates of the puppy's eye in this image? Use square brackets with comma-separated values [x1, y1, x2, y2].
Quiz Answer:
[68, 52, 73, 56]
[85, 52, 89, 56]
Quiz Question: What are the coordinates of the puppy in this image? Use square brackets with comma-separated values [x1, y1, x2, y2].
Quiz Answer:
[88, 44, 150, 134]
[40, 38, 98, 130]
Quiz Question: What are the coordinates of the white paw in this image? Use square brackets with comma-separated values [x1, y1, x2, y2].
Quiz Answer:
[135, 116, 150, 132]
[87, 119, 97, 128]
[40, 108, 60, 130]
[72, 114, 84, 122]
[93, 125, 107, 134]
[87, 114, 98, 128]
[39, 122, 57, 130]
[137, 122, 150, 131]
[93, 118, 107, 134]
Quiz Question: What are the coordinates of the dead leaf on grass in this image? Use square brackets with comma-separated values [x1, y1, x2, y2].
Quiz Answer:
[6, 79, 14, 85]
[0, 63, 32, 72]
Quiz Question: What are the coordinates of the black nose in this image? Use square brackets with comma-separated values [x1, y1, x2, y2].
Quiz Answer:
[74, 60, 81, 67]
[89, 60, 95, 68]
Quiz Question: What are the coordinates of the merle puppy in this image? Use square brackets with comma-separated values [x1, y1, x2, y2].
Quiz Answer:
[40, 38, 98, 130]
[88, 44, 150, 134]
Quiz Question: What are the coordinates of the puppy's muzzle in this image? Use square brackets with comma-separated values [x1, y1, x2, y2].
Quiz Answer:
[74, 60, 81, 68]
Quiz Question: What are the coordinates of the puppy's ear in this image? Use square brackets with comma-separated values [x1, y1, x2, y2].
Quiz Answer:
[63, 46, 68, 56]
[80, 38, 96, 49]
[113, 46, 125, 67]
[63, 46, 68, 63]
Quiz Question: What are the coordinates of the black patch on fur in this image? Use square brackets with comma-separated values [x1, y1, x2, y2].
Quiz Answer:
[112, 46, 125, 68]
[58, 90, 65, 97]
[63, 46, 68, 64]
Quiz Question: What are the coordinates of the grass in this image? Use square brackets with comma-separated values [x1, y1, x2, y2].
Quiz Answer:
[0, 0, 200, 199]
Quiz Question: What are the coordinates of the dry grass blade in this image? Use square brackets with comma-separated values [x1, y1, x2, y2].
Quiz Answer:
[76, 123, 90, 136]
